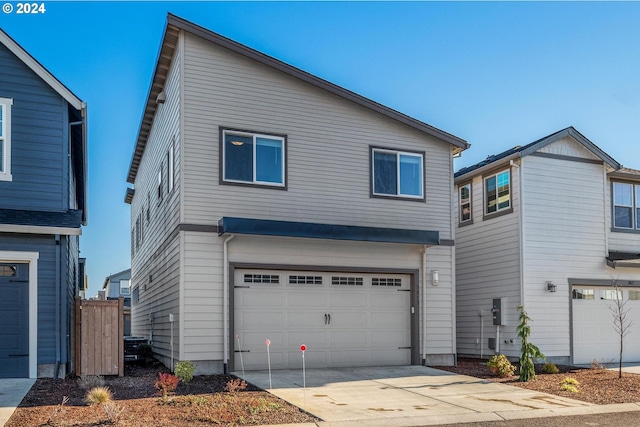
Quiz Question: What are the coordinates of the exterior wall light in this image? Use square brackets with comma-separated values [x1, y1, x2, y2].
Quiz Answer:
[432, 270, 439, 286]
[546, 281, 556, 293]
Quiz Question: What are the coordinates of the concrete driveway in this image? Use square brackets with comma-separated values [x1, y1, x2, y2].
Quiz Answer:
[239, 366, 612, 426]
[0, 378, 34, 427]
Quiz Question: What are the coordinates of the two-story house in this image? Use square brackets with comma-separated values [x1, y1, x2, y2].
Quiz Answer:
[0, 29, 87, 378]
[125, 14, 468, 374]
[454, 127, 640, 365]
[102, 268, 132, 335]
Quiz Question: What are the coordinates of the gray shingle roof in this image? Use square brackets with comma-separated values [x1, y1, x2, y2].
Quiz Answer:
[0, 209, 83, 228]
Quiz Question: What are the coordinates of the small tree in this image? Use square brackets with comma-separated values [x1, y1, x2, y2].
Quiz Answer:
[517, 305, 545, 382]
[610, 280, 632, 379]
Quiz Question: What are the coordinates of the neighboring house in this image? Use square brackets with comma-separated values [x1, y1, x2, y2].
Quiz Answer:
[0, 29, 87, 378]
[102, 268, 132, 335]
[454, 126, 640, 365]
[125, 14, 468, 374]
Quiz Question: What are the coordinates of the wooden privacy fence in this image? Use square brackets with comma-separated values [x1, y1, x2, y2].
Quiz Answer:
[75, 297, 124, 376]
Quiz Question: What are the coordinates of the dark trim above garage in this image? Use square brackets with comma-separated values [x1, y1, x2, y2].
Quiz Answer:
[218, 217, 440, 245]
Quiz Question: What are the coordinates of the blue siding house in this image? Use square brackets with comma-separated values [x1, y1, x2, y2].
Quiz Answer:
[0, 29, 87, 378]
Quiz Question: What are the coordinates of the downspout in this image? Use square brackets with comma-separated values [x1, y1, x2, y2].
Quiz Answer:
[223, 234, 235, 374]
[55, 234, 61, 378]
[422, 245, 428, 365]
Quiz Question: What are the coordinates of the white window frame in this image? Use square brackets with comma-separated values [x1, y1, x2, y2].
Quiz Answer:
[371, 147, 424, 199]
[613, 182, 640, 230]
[0, 98, 13, 181]
[157, 168, 163, 205]
[484, 169, 511, 215]
[222, 129, 286, 187]
[459, 183, 472, 223]
[119, 279, 131, 296]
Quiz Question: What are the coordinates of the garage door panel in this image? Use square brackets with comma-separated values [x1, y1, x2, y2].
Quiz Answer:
[329, 292, 367, 307]
[329, 331, 368, 346]
[235, 269, 411, 369]
[573, 288, 640, 364]
[287, 292, 329, 307]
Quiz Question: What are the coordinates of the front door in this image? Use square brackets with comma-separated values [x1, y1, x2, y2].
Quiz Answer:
[0, 263, 29, 378]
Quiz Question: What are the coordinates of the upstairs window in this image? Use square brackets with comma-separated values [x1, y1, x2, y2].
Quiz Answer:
[120, 279, 131, 295]
[485, 170, 510, 215]
[222, 129, 285, 187]
[371, 147, 424, 199]
[0, 97, 13, 181]
[157, 169, 163, 204]
[459, 183, 472, 223]
[167, 140, 175, 193]
[613, 182, 640, 230]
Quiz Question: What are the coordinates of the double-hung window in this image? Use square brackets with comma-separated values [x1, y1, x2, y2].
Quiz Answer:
[120, 279, 131, 296]
[485, 170, 510, 215]
[459, 183, 472, 223]
[371, 147, 424, 199]
[222, 129, 286, 187]
[613, 182, 640, 230]
[0, 97, 13, 181]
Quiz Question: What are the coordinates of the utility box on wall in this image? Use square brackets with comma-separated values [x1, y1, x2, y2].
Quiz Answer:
[492, 298, 505, 326]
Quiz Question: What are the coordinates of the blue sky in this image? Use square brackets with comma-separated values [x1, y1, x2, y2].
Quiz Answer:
[2, 2, 640, 297]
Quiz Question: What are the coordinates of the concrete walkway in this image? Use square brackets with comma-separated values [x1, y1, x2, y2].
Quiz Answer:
[239, 366, 640, 426]
[0, 378, 34, 427]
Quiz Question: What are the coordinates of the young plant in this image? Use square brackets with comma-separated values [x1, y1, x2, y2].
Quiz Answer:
[541, 362, 559, 374]
[103, 401, 126, 424]
[609, 281, 633, 379]
[560, 377, 580, 392]
[77, 375, 105, 390]
[47, 396, 69, 426]
[154, 373, 180, 399]
[517, 305, 545, 382]
[225, 377, 247, 393]
[174, 360, 196, 384]
[85, 386, 113, 406]
[486, 354, 515, 378]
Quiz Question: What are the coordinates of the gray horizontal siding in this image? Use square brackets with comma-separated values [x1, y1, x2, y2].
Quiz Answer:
[182, 32, 454, 239]
[0, 43, 68, 212]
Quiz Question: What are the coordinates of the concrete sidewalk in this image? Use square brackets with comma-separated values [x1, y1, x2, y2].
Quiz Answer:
[0, 378, 34, 427]
[240, 366, 640, 426]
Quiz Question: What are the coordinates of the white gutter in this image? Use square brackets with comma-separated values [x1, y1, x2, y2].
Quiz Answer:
[223, 234, 235, 373]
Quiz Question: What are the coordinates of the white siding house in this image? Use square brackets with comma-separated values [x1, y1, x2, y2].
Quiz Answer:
[455, 127, 640, 365]
[125, 14, 468, 374]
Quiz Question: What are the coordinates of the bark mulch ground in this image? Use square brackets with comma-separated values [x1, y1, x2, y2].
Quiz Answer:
[8, 358, 640, 426]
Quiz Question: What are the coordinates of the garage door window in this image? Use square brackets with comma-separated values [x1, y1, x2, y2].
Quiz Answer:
[629, 290, 640, 300]
[289, 276, 322, 285]
[372, 277, 402, 287]
[0, 264, 16, 276]
[331, 276, 363, 286]
[600, 289, 622, 300]
[244, 274, 279, 284]
[572, 289, 594, 300]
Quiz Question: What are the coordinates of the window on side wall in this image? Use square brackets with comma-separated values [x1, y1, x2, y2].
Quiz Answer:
[167, 140, 174, 193]
[371, 147, 424, 200]
[459, 183, 472, 224]
[157, 168, 163, 205]
[222, 129, 286, 187]
[613, 182, 640, 231]
[120, 279, 131, 296]
[484, 170, 511, 216]
[0, 97, 13, 181]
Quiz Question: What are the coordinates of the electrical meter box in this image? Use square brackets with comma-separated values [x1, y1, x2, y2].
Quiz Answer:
[492, 298, 504, 326]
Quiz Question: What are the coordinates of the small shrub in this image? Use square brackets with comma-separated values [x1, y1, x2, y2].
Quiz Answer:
[486, 354, 516, 378]
[77, 375, 105, 390]
[174, 360, 196, 384]
[166, 394, 209, 407]
[86, 386, 113, 406]
[591, 359, 606, 370]
[541, 362, 559, 374]
[225, 377, 247, 393]
[560, 376, 580, 392]
[47, 396, 68, 426]
[154, 373, 180, 399]
[103, 401, 126, 424]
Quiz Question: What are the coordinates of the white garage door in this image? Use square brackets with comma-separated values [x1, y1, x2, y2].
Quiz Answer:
[573, 286, 640, 365]
[233, 269, 412, 370]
